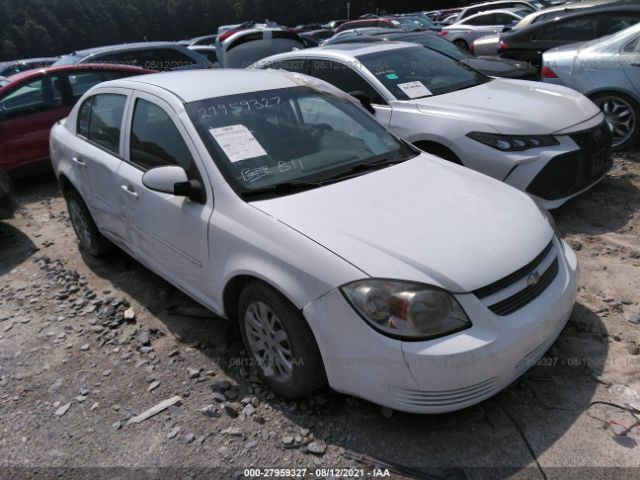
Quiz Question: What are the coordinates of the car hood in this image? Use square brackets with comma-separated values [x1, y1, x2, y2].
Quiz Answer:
[252, 154, 553, 292]
[462, 57, 538, 78]
[413, 78, 600, 134]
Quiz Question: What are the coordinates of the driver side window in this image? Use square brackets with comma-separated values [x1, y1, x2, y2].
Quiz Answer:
[129, 98, 200, 180]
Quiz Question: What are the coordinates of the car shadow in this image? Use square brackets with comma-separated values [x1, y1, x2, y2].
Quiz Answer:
[0, 222, 38, 275]
[553, 158, 639, 236]
[79, 245, 607, 479]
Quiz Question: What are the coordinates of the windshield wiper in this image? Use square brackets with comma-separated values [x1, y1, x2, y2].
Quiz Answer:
[240, 180, 322, 199]
[317, 157, 406, 184]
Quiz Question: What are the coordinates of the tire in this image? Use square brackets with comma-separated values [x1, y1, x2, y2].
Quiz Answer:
[65, 189, 112, 256]
[590, 92, 640, 151]
[238, 282, 326, 398]
[453, 39, 469, 51]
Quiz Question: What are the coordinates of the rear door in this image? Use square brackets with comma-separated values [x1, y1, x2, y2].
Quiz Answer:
[0, 74, 67, 174]
[116, 92, 213, 299]
[75, 90, 130, 242]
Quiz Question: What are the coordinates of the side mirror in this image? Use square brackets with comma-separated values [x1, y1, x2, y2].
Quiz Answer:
[348, 91, 375, 115]
[502, 25, 513, 32]
[142, 166, 205, 203]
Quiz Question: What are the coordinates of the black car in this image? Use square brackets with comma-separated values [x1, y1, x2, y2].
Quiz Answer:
[499, 3, 640, 65]
[333, 31, 539, 80]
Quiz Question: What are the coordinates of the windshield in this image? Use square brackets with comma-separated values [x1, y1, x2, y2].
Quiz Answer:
[186, 86, 415, 195]
[358, 46, 489, 100]
[400, 16, 434, 29]
[389, 17, 423, 31]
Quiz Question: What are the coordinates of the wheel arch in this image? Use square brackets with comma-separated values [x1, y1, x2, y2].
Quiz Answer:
[413, 139, 464, 165]
[222, 273, 304, 322]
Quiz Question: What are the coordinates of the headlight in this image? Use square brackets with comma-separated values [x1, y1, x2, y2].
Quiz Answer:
[341, 280, 471, 340]
[467, 132, 558, 151]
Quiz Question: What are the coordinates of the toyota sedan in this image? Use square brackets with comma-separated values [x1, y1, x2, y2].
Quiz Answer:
[256, 43, 612, 209]
[50, 70, 578, 413]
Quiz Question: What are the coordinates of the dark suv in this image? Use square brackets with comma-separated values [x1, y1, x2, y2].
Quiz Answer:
[499, 3, 640, 65]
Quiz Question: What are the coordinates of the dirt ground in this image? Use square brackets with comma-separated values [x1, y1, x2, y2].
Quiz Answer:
[1, 149, 640, 480]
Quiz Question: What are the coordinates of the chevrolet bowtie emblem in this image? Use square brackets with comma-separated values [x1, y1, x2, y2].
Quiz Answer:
[527, 271, 541, 287]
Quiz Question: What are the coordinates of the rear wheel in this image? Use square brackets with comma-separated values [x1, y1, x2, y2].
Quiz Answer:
[238, 282, 325, 398]
[454, 39, 469, 51]
[591, 92, 639, 150]
[65, 189, 112, 256]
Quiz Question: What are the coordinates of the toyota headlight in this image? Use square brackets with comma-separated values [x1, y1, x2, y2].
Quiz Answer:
[467, 132, 558, 151]
[341, 280, 471, 340]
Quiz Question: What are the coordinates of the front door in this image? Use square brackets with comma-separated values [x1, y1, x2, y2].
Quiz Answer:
[117, 93, 213, 301]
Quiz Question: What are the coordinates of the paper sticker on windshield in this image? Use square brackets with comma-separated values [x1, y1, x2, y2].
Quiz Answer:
[397, 81, 432, 99]
[209, 125, 267, 163]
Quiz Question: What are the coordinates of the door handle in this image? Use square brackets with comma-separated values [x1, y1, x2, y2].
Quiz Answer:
[121, 185, 139, 198]
[71, 156, 86, 168]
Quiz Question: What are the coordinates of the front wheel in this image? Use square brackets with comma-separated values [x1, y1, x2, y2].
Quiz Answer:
[238, 282, 326, 398]
[591, 92, 639, 150]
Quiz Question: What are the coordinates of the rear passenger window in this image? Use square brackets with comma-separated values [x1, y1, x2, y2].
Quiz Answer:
[77, 97, 93, 137]
[130, 98, 198, 177]
[552, 16, 598, 42]
[604, 14, 640, 35]
[87, 94, 126, 155]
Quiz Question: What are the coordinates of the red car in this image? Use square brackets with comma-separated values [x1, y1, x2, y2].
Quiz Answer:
[0, 64, 156, 177]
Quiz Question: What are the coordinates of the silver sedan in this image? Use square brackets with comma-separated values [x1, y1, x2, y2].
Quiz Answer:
[441, 9, 528, 50]
[542, 23, 640, 150]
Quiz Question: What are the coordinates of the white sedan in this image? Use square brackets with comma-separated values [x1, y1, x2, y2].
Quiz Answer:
[50, 69, 578, 413]
[255, 42, 613, 209]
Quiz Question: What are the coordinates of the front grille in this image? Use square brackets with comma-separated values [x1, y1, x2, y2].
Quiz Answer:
[488, 258, 559, 316]
[473, 241, 553, 299]
[527, 121, 613, 200]
[473, 240, 559, 316]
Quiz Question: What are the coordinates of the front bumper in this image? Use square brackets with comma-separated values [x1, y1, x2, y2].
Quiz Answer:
[460, 114, 611, 209]
[302, 238, 578, 414]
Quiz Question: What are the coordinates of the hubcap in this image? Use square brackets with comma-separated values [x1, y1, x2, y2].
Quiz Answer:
[244, 301, 294, 383]
[68, 199, 92, 248]
[594, 96, 636, 148]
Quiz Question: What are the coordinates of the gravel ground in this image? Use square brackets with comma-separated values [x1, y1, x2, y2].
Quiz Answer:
[1, 149, 640, 480]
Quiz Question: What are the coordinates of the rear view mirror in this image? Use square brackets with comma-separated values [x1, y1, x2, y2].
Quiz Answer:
[349, 91, 375, 115]
[142, 166, 205, 203]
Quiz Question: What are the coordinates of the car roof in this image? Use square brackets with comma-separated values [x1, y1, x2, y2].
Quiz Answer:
[1, 57, 58, 65]
[317, 41, 415, 56]
[102, 69, 317, 103]
[71, 41, 182, 57]
[460, 8, 526, 20]
[0, 63, 155, 86]
[512, 2, 640, 32]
